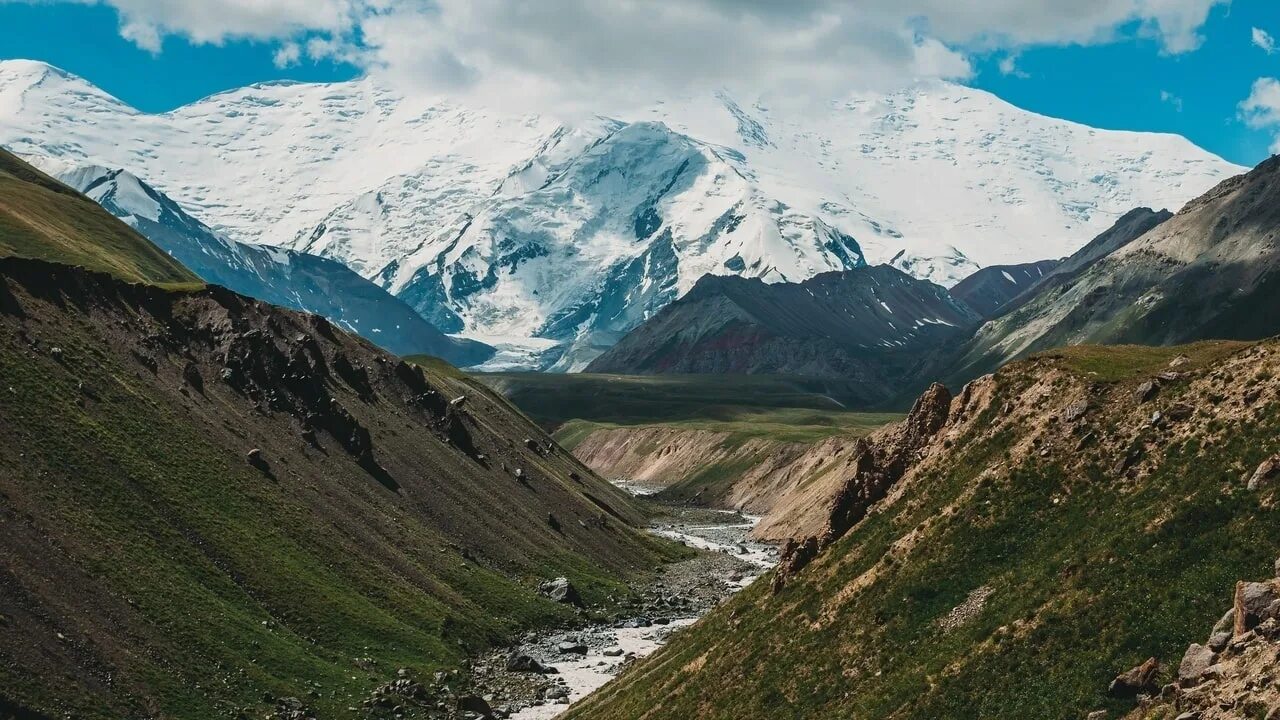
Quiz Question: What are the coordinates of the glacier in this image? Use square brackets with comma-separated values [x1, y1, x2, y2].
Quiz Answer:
[0, 59, 1245, 369]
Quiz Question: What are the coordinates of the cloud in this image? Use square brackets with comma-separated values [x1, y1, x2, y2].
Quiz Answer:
[1254, 27, 1276, 54]
[1240, 77, 1280, 154]
[15, 0, 1229, 105]
[998, 54, 1030, 78]
[272, 41, 301, 68]
[1160, 89, 1183, 112]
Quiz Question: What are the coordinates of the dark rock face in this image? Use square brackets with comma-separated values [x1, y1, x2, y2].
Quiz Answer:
[773, 383, 953, 592]
[588, 266, 979, 407]
[949, 259, 1061, 319]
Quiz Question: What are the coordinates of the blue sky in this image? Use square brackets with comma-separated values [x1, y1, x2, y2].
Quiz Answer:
[2, 1, 1280, 166]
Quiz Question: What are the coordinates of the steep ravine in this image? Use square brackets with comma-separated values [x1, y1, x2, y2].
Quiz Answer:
[562, 424, 888, 542]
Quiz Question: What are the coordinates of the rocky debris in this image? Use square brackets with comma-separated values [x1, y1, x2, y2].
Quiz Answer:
[539, 577, 583, 607]
[267, 696, 316, 720]
[1087, 712, 1108, 720]
[1233, 580, 1280, 635]
[450, 395, 467, 408]
[1127, 563, 1280, 719]
[938, 586, 994, 632]
[1135, 380, 1159, 403]
[774, 383, 953, 592]
[1108, 657, 1160, 698]
[1248, 454, 1280, 491]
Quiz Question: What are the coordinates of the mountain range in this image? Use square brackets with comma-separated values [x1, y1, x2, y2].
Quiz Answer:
[585, 266, 979, 406]
[0, 59, 1244, 369]
[56, 165, 492, 365]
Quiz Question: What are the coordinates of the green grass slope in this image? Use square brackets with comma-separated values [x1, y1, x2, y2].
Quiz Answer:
[0, 257, 681, 719]
[566, 341, 1280, 720]
[475, 371, 862, 430]
[0, 148, 198, 286]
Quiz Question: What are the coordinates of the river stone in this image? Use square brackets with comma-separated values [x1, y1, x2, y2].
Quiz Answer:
[505, 654, 548, 673]
[557, 641, 588, 655]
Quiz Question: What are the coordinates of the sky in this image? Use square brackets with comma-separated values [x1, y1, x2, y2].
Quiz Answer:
[2, 1, 1280, 166]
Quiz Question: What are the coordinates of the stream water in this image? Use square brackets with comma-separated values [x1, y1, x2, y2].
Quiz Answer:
[501, 502, 778, 719]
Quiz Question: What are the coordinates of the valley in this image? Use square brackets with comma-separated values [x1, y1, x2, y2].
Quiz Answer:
[5, 27, 1280, 720]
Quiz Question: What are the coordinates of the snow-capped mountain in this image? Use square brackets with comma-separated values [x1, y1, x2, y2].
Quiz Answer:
[0, 59, 1245, 369]
[56, 164, 493, 365]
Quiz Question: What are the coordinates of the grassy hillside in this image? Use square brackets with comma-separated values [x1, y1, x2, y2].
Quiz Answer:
[566, 340, 1280, 719]
[476, 371, 865, 429]
[0, 148, 198, 285]
[0, 258, 681, 719]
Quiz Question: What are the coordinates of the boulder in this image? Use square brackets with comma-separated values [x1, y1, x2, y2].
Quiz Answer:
[505, 654, 549, 673]
[1247, 454, 1280, 491]
[1233, 580, 1280, 634]
[456, 695, 494, 719]
[556, 641, 588, 655]
[1134, 380, 1159, 403]
[603, 647, 623, 657]
[1206, 631, 1231, 652]
[538, 577, 583, 607]
[1178, 644, 1216, 687]
[1107, 657, 1160, 698]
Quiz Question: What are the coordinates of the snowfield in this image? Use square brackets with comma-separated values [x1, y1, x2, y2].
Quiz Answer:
[0, 59, 1244, 368]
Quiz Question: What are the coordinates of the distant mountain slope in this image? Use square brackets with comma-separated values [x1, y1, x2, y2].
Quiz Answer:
[950, 161, 1280, 383]
[586, 266, 979, 406]
[0, 60, 1243, 367]
[58, 165, 493, 365]
[0, 148, 197, 285]
[949, 259, 1061, 318]
[566, 341, 1280, 720]
[0, 256, 675, 719]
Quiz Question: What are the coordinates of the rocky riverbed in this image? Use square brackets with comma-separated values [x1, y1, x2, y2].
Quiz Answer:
[463, 505, 778, 719]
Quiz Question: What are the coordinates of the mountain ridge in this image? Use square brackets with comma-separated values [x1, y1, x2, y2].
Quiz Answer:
[0, 59, 1243, 367]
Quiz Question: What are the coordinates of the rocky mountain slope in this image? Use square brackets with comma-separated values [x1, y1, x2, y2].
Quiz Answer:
[949, 258, 1062, 319]
[0, 256, 680, 719]
[585, 265, 979, 406]
[564, 341, 1280, 719]
[949, 159, 1280, 383]
[1127, 563, 1280, 719]
[57, 165, 492, 365]
[0, 148, 197, 286]
[0, 60, 1242, 366]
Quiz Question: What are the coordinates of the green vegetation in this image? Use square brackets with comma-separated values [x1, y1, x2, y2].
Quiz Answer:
[1032, 341, 1251, 382]
[556, 408, 900, 450]
[0, 148, 199, 285]
[0, 267, 680, 720]
[566, 341, 1280, 720]
[476, 371, 867, 430]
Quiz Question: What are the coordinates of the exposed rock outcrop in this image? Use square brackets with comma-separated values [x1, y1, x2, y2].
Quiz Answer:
[773, 383, 953, 592]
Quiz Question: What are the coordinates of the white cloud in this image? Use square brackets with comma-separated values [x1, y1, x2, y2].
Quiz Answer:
[998, 54, 1030, 78]
[15, 0, 1230, 104]
[1160, 89, 1183, 111]
[272, 41, 300, 68]
[1240, 77, 1280, 154]
[1254, 27, 1276, 54]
